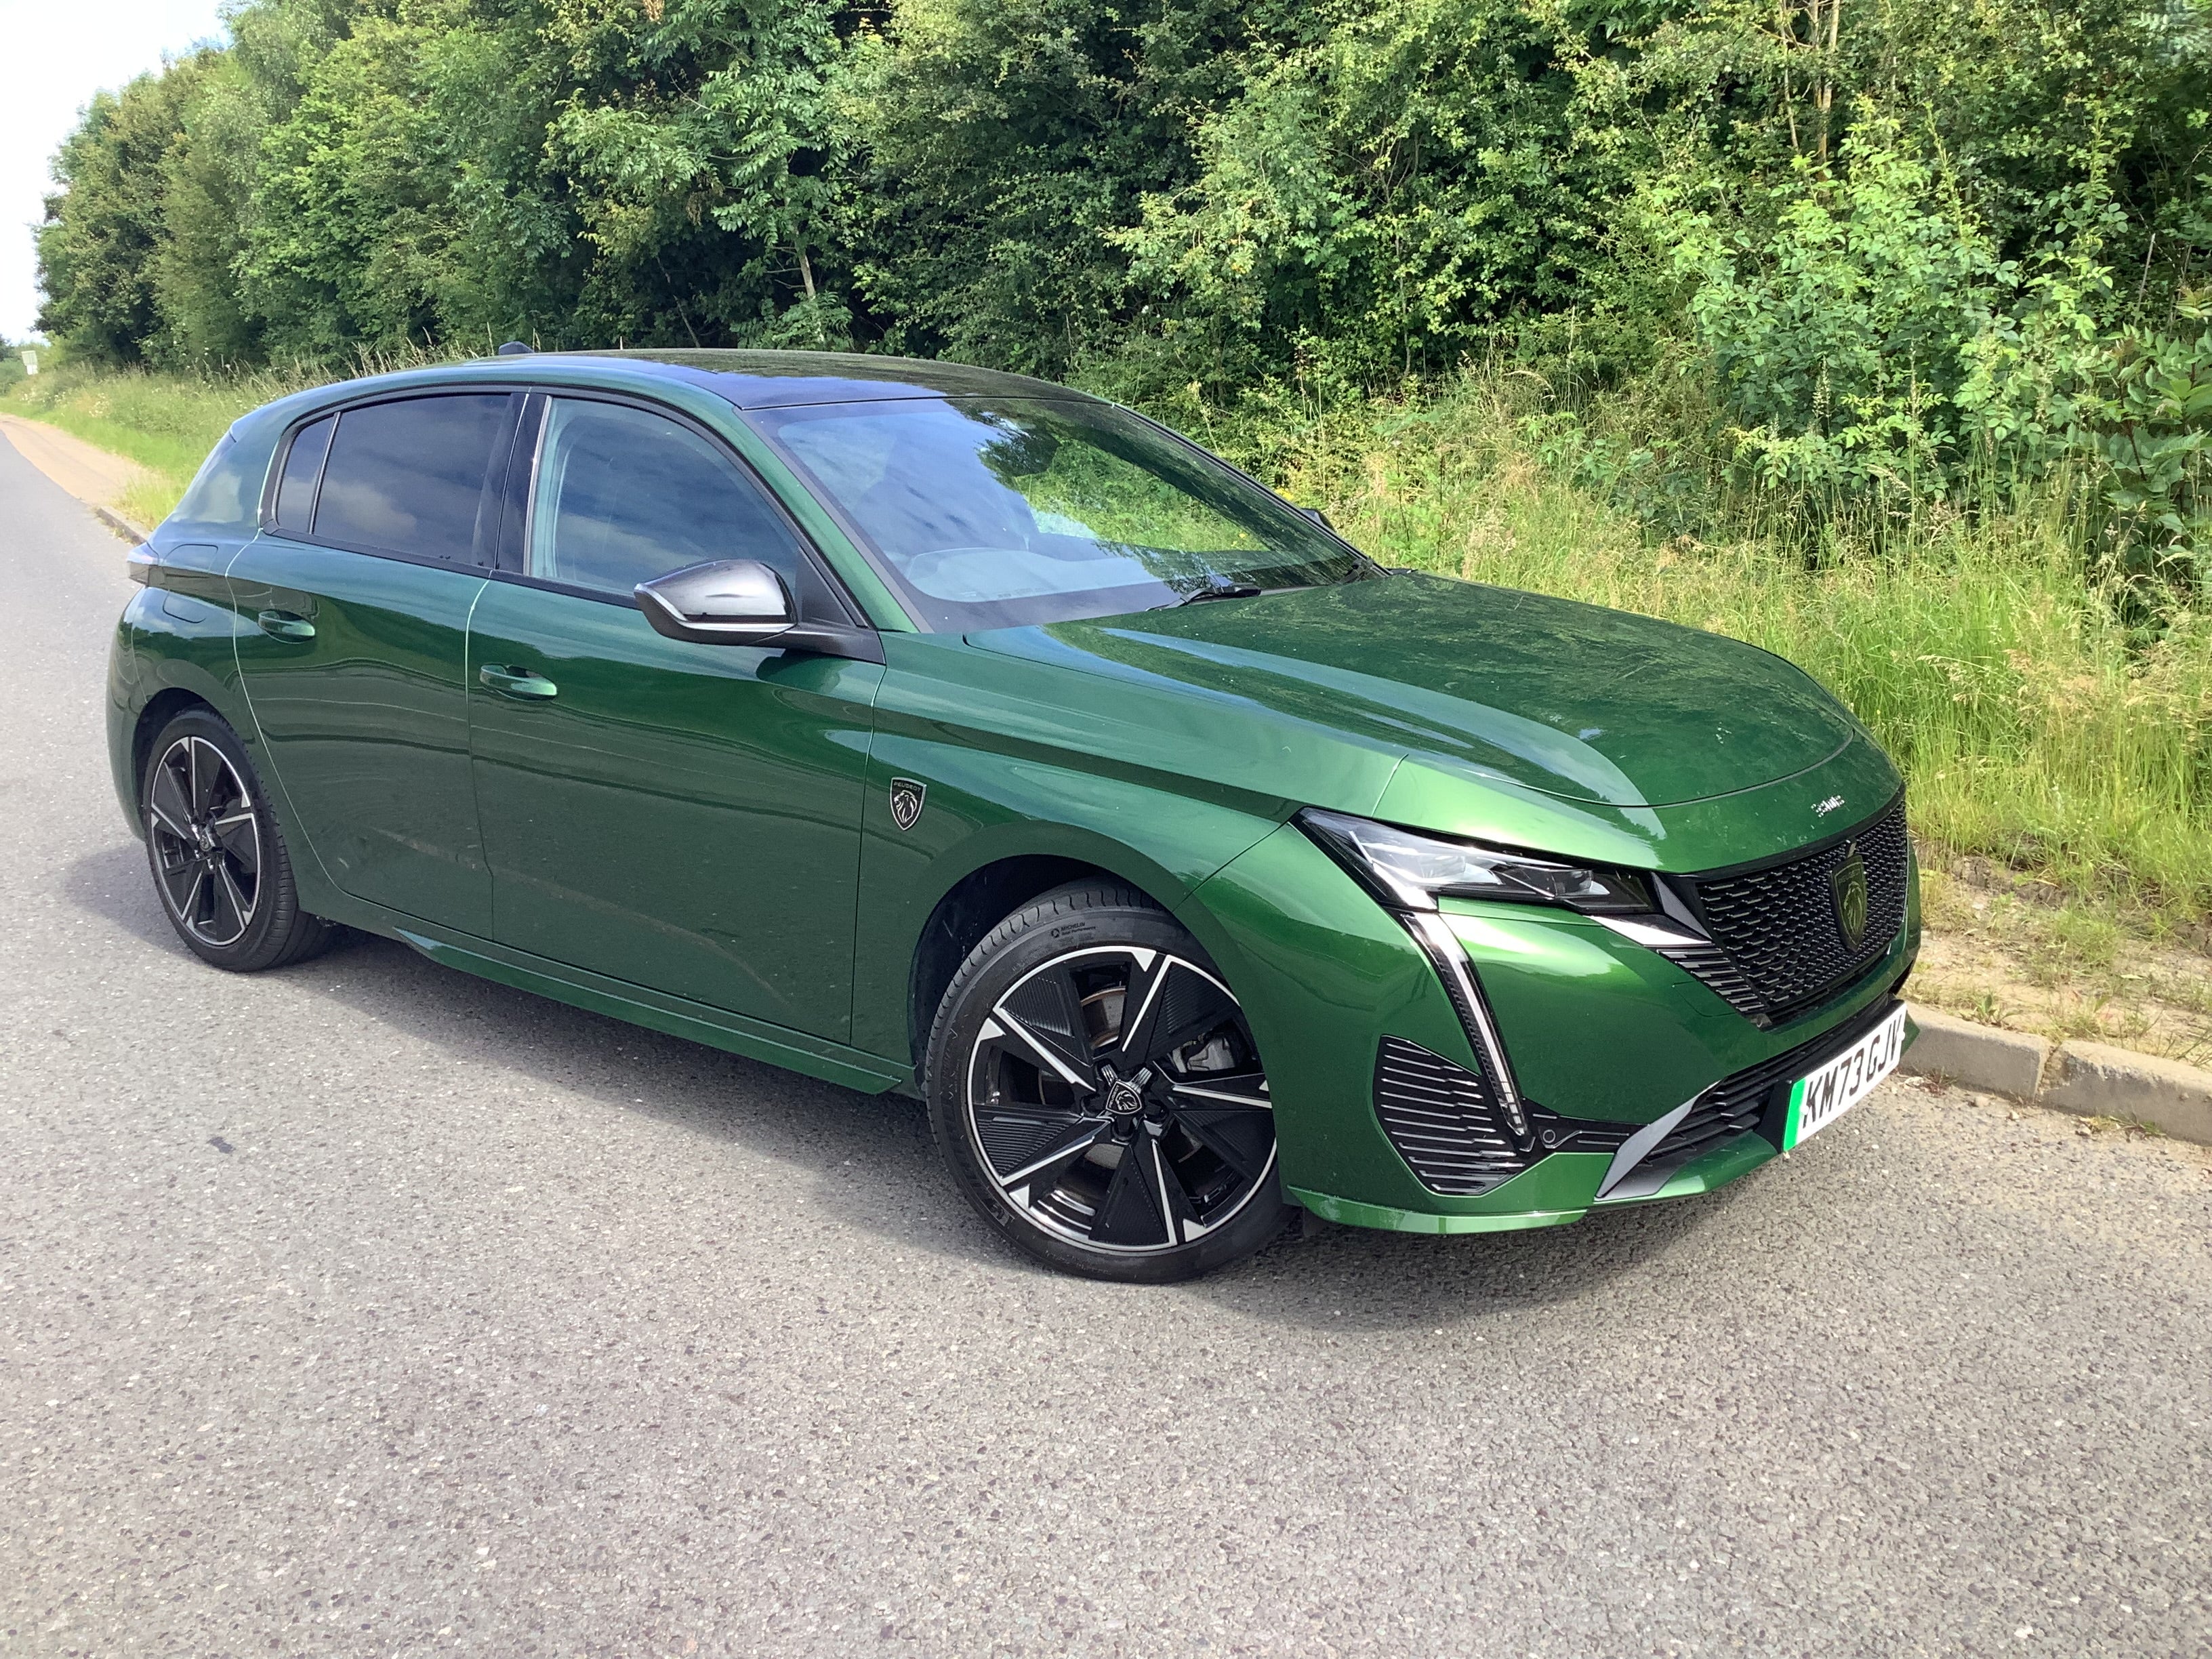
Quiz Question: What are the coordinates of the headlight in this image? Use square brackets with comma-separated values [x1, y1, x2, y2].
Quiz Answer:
[1296, 808, 1652, 916]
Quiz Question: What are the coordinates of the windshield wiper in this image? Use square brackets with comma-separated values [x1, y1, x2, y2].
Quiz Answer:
[1159, 583, 1264, 609]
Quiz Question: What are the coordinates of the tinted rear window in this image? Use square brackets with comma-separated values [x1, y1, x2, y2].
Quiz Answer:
[273, 415, 333, 533]
[314, 394, 512, 564]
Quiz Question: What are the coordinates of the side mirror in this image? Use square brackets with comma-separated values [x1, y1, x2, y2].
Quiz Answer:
[635, 559, 794, 644]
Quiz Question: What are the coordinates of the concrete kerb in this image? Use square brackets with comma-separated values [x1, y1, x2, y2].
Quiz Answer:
[94, 505, 149, 544]
[1902, 1004, 2212, 1146]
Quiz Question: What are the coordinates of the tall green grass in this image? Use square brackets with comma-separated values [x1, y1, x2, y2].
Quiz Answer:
[8, 356, 2206, 924]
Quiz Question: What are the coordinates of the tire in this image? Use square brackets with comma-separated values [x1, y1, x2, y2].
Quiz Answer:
[140, 708, 333, 972]
[925, 882, 1290, 1282]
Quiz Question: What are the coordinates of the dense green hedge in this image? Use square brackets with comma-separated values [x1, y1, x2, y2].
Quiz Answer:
[28, 0, 2212, 583]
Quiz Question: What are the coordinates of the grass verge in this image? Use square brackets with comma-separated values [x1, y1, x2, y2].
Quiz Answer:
[1, 358, 338, 525]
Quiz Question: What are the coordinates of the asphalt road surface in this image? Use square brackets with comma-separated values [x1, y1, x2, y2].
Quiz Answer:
[3, 432, 2210, 1659]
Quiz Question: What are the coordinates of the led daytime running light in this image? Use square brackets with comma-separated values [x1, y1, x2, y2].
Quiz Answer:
[1296, 808, 1650, 916]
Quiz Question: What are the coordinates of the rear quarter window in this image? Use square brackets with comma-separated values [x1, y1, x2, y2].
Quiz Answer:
[169, 431, 256, 529]
[272, 415, 333, 534]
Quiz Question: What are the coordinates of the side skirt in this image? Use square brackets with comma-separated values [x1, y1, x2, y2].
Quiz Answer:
[305, 887, 912, 1094]
[390, 926, 912, 1094]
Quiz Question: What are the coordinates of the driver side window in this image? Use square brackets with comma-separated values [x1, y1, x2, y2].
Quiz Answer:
[528, 398, 806, 597]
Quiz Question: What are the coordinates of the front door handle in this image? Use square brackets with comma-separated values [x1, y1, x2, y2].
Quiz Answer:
[478, 663, 559, 700]
[256, 609, 316, 641]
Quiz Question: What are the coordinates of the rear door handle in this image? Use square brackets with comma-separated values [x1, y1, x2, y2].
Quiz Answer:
[256, 609, 316, 641]
[478, 663, 559, 700]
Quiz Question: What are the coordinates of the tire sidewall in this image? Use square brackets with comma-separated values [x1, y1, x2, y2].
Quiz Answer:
[925, 889, 1290, 1284]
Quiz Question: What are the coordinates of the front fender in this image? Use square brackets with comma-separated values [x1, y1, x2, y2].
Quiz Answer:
[848, 697, 1289, 1067]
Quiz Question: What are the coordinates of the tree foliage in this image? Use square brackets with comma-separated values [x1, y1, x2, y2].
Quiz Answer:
[29, 0, 2212, 560]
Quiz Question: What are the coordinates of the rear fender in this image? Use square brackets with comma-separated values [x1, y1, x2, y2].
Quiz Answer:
[108, 554, 347, 919]
[108, 581, 257, 832]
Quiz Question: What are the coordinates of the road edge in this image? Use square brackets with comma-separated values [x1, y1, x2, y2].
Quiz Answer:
[1903, 1004, 2212, 1145]
[93, 503, 150, 544]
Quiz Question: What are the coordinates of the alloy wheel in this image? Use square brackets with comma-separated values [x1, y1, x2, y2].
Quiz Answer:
[147, 735, 263, 948]
[964, 944, 1276, 1254]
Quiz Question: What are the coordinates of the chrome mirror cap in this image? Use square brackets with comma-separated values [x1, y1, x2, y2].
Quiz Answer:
[635, 558, 795, 644]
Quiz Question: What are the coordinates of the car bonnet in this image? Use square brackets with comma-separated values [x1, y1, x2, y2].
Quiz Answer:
[964, 573, 1865, 812]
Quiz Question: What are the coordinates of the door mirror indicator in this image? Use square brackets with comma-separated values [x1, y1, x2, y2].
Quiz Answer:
[635, 559, 795, 644]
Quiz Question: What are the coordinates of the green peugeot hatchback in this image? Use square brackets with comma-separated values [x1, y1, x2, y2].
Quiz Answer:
[110, 350, 1919, 1281]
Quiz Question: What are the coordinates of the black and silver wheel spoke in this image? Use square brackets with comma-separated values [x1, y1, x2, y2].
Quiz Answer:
[1175, 1104, 1276, 1186]
[966, 944, 1275, 1257]
[147, 735, 262, 949]
[988, 964, 1103, 1095]
[1090, 1135, 1175, 1247]
[975, 1105, 1109, 1188]
[179, 865, 211, 928]
[188, 737, 218, 817]
[210, 809, 260, 872]
[209, 861, 251, 940]
[1116, 957, 1235, 1069]
[148, 763, 195, 842]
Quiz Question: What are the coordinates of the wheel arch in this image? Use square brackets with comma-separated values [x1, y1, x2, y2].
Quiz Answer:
[129, 688, 220, 818]
[907, 853, 1152, 1070]
[898, 819, 1282, 1075]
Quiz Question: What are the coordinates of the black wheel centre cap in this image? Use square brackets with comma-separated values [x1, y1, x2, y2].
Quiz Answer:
[1105, 1078, 1146, 1118]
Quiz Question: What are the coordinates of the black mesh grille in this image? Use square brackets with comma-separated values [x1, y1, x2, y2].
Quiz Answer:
[1685, 797, 1910, 1023]
[1373, 1038, 1524, 1196]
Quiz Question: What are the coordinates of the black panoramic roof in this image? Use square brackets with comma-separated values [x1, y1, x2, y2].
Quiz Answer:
[552, 349, 1093, 411]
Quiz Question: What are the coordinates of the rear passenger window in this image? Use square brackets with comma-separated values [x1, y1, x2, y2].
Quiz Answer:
[314, 394, 512, 565]
[527, 398, 807, 596]
[272, 415, 333, 534]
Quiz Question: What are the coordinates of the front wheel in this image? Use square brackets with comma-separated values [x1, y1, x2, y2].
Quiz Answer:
[140, 708, 331, 972]
[926, 882, 1289, 1282]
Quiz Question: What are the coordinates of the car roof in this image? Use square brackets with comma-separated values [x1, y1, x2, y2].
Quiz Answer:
[532, 349, 1096, 411]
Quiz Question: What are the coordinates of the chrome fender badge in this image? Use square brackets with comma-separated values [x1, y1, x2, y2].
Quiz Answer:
[889, 777, 926, 832]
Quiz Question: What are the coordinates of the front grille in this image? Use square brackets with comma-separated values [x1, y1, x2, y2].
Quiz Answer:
[1683, 796, 1910, 1023]
[1373, 1037, 1524, 1195]
[1650, 940, 1766, 1019]
[1614, 994, 1906, 1197]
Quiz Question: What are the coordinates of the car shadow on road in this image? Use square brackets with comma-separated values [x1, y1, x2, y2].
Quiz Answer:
[67, 840, 1754, 1330]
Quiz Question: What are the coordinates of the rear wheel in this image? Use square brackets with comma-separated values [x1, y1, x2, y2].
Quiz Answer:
[141, 708, 331, 971]
[926, 882, 1288, 1282]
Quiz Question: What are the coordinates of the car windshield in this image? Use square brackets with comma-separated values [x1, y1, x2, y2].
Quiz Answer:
[749, 396, 1370, 630]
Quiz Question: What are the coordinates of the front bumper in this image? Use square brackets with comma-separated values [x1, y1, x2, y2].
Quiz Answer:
[1183, 822, 1921, 1233]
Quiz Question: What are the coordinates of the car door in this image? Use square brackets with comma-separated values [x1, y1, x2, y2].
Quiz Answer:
[466, 392, 885, 1040]
[228, 392, 516, 935]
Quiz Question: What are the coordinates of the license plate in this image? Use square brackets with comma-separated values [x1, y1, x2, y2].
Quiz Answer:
[1782, 1005, 1908, 1150]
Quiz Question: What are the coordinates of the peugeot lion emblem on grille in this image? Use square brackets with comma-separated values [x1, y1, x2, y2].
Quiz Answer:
[1831, 843, 1870, 950]
[888, 777, 927, 832]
